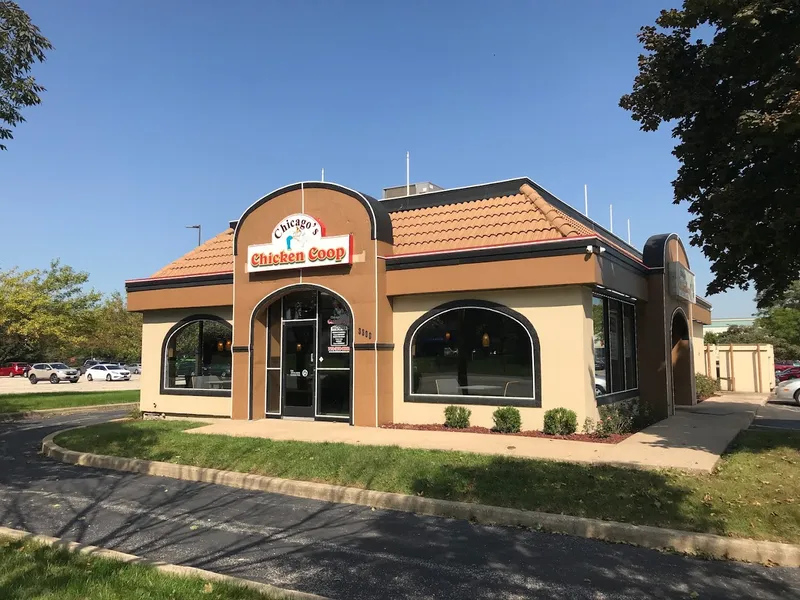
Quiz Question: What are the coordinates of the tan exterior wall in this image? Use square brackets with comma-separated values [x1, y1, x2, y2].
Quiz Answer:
[706, 344, 775, 393]
[692, 321, 705, 375]
[391, 286, 597, 430]
[140, 307, 233, 417]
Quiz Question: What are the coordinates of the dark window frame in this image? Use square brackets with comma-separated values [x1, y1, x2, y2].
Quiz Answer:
[160, 314, 232, 397]
[593, 294, 638, 405]
[403, 300, 542, 407]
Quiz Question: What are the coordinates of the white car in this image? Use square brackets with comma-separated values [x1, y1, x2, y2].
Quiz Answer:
[85, 363, 131, 382]
[595, 375, 606, 396]
[774, 378, 800, 405]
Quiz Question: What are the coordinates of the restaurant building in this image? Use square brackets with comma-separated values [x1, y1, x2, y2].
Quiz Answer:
[126, 178, 712, 429]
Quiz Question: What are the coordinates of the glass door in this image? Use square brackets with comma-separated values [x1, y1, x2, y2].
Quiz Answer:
[282, 322, 316, 418]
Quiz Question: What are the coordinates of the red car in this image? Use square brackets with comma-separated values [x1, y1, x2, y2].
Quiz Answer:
[776, 366, 800, 383]
[0, 362, 30, 377]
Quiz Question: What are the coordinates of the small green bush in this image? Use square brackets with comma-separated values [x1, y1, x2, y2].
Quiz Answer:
[543, 407, 578, 435]
[444, 405, 471, 429]
[590, 397, 655, 437]
[696, 373, 719, 400]
[492, 406, 522, 433]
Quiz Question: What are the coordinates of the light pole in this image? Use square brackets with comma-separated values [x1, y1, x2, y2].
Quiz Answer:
[185, 224, 201, 247]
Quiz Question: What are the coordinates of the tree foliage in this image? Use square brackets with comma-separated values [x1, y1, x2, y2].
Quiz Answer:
[0, 261, 101, 362]
[621, 1, 800, 307]
[705, 324, 800, 359]
[0, 1, 52, 150]
[755, 280, 800, 356]
[0, 261, 142, 364]
[79, 292, 143, 363]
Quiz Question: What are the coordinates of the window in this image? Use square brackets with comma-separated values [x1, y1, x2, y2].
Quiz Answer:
[406, 301, 540, 406]
[163, 317, 232, 394]
[593, 295, 637, 401]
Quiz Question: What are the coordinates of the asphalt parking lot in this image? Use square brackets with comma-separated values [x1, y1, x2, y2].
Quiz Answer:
[750, 397, 800, 431]
[0, 373, 140, 395]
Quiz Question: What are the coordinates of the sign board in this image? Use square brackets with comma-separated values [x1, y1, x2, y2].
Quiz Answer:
[247, 214, 352, 273]
[328, 325, 349, 353]
[669, 262, 696, 303]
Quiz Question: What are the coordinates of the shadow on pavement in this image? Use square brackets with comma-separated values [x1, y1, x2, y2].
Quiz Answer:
[0, 411, 799, 599]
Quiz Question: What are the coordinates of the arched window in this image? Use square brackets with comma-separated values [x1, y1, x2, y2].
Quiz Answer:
[405, 301, 540, 407]
[162, 316, 232, 396]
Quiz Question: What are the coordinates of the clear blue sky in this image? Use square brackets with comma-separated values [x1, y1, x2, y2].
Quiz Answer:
[2, 0, 755, 317]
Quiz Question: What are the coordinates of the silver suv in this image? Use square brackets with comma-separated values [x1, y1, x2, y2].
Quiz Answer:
[28, 363, 80, 384]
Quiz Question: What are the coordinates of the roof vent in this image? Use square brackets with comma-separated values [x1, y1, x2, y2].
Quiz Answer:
[382, 181, 443, 200]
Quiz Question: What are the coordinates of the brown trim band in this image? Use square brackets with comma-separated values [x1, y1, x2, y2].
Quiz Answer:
[354, 343, 395, 351]
[387, 237, 648, 275]
[231, 346, 251, 353]
[126, 273, 233, 292]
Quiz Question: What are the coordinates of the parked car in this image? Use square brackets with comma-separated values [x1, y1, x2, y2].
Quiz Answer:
[0, 362, 30, 377]
[85, 363, 131, 382]
[774, 378, 800, 405]
[123, 363, 141, 374]
[776, 366, 800, 383]
[80, 359, 104, 374]
[28, 363, 80, 384]
[595, 375, 607, 396]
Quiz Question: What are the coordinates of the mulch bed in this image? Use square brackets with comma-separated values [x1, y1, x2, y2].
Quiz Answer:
[381, 423, 631, 444]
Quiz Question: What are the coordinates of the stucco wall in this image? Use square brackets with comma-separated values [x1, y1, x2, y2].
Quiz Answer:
[141, 307, 233, 417]
[692, 321, 705, 375]
[391, 286, 597, 431]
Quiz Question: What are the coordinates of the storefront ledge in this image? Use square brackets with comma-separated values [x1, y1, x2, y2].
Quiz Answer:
[0, 402, 138, 421]
[0, 525, 328, 600]
[42, 428, 800, 567]
[404, 394, 541, 408]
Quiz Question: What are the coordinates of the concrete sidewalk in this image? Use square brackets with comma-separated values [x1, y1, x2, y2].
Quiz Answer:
[188, 392, 769, 473]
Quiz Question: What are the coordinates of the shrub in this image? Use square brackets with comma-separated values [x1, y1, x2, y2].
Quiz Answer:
[443, 405, 471, 429]
[591, 397, 655, 437]
[492, 406, 522, 433]
[696, 373, 719, 400]
[543, 407, 578, 435]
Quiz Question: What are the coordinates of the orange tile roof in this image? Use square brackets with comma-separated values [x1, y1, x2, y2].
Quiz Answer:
[390, 183, 595, 254]
[150, 229, 234, 278]
[141, 183, 638, 280]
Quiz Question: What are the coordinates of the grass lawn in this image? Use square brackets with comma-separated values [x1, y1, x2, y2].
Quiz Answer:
[0, 390, 139, 414]
[56, 421, 800, 544]
[0, 537, 280, 599]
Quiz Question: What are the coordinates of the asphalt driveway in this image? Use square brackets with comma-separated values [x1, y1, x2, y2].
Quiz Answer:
[751, 399, 800, 431]
[1, 410, 799, 599]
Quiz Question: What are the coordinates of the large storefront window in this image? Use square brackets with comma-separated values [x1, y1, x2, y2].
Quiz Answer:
[164, 318, 232, 393]
[593, 295, 637, 400]
[409, 304, 536, 402]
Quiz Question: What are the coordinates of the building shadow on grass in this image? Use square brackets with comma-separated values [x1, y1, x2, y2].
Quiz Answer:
[408, 454, 726, 535]
[2, 412, 800, 599]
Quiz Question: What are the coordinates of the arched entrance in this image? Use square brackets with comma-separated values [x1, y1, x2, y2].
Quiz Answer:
[671, 310, 693, 406]
[251, 285, 353, 422]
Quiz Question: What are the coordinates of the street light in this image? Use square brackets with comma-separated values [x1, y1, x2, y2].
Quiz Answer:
[185, 224, 201, 247]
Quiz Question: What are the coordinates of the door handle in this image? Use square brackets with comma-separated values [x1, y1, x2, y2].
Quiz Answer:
[311, 353, 314, 363]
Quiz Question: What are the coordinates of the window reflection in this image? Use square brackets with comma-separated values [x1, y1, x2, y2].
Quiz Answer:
[411, 308, 534, 398]
[165, 319, 232, 390]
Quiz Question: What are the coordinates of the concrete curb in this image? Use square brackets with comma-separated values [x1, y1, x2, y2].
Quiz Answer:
[0, 402, 138, 421]
[0, 525, 328, 600]
[42, 428, 800, 568]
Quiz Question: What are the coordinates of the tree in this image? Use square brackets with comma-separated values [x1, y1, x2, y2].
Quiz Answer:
[80, 292, 143, 362]
[755, 280, 800, 355]
[0, 1, 52, 150]
[0, 260, 101, 362]
[705, 324, 800, 359]
[620, 1, 800, 307]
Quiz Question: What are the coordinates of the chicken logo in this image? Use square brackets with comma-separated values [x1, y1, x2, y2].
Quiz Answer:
[285, 226, 308, 251]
